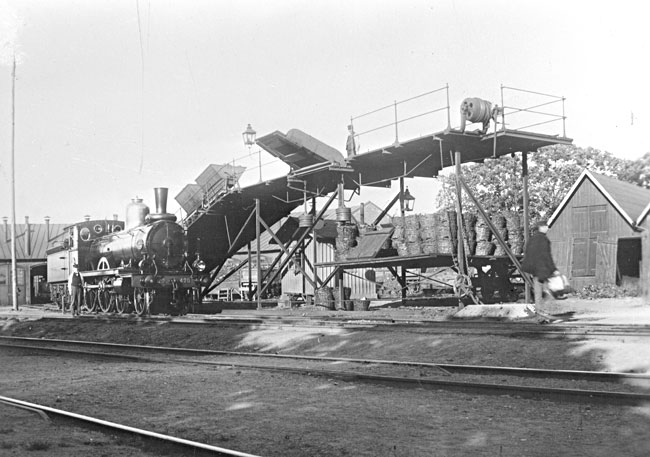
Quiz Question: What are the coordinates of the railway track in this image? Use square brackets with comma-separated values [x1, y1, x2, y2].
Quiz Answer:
[0, 395, 261, 457]
[19, 313, 650, 338]
[3, 336, 650, 406]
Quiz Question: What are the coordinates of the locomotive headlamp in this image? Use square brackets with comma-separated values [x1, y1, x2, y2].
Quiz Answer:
[402, 187, 415, 212]
[193, 259, 206, 272]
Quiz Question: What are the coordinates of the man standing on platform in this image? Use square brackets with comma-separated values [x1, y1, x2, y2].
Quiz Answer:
[68, 264, 84, 316]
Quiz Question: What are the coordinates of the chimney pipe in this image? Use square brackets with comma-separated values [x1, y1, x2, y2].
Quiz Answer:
[25, 216, 31, 256]
[113, 214, 118, 221]
[44, 216, 51, 241]
[84, 215, 90, 222]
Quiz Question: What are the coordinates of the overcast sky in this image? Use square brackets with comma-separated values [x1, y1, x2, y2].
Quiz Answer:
[0, 0, 648, 224]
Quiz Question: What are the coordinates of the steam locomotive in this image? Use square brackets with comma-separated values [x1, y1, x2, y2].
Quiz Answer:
[46, 188, 209, 316]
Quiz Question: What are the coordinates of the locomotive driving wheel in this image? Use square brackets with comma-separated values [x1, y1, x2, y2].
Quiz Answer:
[115, 294, 132, 314]
[133, 287, 153, 316]
[83, 288, 98, 313]
[97, 282, 113, 313]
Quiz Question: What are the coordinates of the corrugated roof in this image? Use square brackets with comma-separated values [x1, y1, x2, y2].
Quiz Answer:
[0, 223, 69, 261]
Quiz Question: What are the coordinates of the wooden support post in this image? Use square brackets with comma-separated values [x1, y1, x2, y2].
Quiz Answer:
[522, 151, 531, 303]
[401, 266, 407, 300]
[338, 268, 345, 310]
[301, 241, 306, 294]
[454, 152, 465, 277]
[455, 151, 466, 309]
[639, 230, 650, 303]
[312, 196, 319, 292]
[400, 176, 405, 227]
[247, 242, 252, 301]
[255, 198, 262, 310]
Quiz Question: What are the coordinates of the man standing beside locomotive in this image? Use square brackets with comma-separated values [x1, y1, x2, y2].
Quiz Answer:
[521, 220, 559, 321]
[68, 264, 84, 316]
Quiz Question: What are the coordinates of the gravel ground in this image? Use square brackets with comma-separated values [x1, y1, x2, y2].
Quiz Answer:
[1, 297, 650, 456]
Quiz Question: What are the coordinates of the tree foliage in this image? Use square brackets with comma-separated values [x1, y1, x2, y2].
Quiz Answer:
[435, 145, 648, 223]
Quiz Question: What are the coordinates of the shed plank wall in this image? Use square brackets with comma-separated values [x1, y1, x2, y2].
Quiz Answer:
[548, 179, 640, 290]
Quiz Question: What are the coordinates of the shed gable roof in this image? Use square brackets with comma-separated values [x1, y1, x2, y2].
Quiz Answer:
[548, 169, 650, 228]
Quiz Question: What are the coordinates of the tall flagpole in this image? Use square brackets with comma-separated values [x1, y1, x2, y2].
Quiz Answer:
[10, 54, 18, 311]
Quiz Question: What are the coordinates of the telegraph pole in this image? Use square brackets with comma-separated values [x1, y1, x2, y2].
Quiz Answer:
[10, 54, 18, 311]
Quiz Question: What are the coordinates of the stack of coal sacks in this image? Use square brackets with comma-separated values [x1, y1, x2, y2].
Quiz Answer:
[505, 211, 525, 254]
[462, 212, 478, 255]
[492, 214, 508, 256]
[390, 217, 407, 256]
[435, 210, 457, 254]
[405, 215, 422, 256]
[391, 215, 421, 256]
[474, 216, 494, 255]
[335, 223, 358, 260]
[419, 213, 438, 255]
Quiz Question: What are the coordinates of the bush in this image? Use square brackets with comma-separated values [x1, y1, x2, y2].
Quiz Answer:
[577, 283, 638, 300]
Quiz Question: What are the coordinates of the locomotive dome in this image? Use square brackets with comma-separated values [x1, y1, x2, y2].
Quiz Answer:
[126, 197, 149, 230]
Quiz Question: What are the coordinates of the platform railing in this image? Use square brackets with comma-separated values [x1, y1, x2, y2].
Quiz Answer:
[349, 85, 451, 154]
[500, 85, 566, 137]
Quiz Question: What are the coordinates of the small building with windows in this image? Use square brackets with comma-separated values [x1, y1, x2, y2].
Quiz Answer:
[547, 169, 650, 291]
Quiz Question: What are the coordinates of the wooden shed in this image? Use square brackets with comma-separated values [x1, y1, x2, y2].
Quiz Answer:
[1, 218, 68, 306]
[547, 169, 650, 291]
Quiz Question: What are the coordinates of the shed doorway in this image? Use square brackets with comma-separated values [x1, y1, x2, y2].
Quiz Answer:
[617, 238, 641, 286]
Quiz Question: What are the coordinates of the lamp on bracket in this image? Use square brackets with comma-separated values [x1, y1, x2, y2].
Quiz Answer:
[403, 187, 415, 212]
[242, 124, 262, 182]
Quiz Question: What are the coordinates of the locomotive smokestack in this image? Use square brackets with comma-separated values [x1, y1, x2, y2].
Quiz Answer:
[154, 187, 168, 214]
[146, 187, 177, 223]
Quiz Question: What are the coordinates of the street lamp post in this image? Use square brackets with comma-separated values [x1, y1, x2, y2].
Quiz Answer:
[242, 124, 261, 182]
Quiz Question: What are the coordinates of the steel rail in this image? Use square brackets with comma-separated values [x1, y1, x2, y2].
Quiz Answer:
[11, 313, 650, 337]
[3, 336, 650, 382]
[2, 343, 649, 406]
[0, 395, 262, 457]
[143, 314, 650, 337]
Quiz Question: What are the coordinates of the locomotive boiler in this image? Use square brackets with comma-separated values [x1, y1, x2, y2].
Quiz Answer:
[47, 188, 208, 316]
